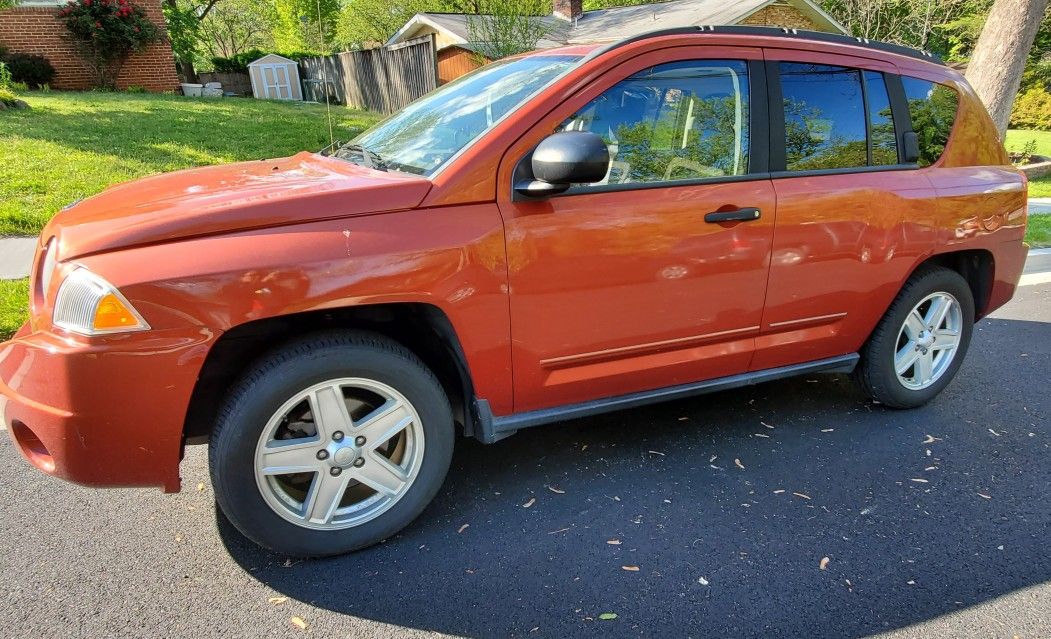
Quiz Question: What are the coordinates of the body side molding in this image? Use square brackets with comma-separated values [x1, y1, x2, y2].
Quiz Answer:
[472, 353, 860, 443]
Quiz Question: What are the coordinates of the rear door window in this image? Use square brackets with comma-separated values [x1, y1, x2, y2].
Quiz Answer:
[780, 63, 868, 171]
[779, 63, 904, 171]
[865, 71, 898, 166]
[901, 77, 960, 167]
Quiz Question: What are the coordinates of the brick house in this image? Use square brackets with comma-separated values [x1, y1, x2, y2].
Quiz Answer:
[388, 0, 848, 84]
[0, 0, 178, 91]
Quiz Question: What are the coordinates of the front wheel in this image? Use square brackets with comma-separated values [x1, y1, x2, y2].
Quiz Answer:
[856, 266, 975, 409]
[209, 331, 454, 557]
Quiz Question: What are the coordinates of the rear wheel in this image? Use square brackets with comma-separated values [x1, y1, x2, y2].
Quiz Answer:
[856, 266, 974, 408]
[209, 331, 453, 557]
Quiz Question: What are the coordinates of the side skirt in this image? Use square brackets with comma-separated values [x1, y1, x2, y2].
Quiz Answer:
[472, 353, 859, 444]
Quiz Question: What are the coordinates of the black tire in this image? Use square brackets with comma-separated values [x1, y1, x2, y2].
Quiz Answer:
[209, 331, 454, 557]
[856, 265, 975, 409]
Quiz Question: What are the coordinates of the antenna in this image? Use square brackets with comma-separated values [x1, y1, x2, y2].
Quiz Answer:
[315, 0, 335, 150]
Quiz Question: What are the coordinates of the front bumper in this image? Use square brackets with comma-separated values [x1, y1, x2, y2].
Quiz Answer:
[0, 323, 211, 492]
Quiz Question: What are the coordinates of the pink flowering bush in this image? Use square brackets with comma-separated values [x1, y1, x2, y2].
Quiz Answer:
[58, 0, 159, 89]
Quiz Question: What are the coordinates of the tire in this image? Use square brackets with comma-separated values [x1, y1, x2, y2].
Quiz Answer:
[856, 265, 975, 409]
[209, 330, 454, 557]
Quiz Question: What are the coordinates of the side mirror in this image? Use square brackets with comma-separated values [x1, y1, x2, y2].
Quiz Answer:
[902, 131, 920, 163]
[515, 131, 610, 198]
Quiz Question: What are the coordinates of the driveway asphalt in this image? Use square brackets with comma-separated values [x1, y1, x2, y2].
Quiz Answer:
[0, 288, 1048, 638]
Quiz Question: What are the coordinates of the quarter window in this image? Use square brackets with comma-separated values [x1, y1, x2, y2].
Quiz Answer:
[902, 77, 959, 167]
[561, 60, 750, 185]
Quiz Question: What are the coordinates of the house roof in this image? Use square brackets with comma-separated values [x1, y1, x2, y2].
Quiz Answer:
[387, 0, 847, 50]
[248, 54, 297, 66]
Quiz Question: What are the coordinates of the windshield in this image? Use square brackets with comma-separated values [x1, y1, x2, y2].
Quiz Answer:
[346, 55, 581, 176]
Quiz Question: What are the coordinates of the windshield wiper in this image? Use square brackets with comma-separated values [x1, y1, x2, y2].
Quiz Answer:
[333, 143, 388, 171]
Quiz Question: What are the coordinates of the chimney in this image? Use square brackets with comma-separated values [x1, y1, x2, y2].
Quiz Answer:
[553, 0, 583, 21]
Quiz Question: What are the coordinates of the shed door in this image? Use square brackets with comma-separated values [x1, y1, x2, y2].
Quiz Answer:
[262, 65, 292, 100]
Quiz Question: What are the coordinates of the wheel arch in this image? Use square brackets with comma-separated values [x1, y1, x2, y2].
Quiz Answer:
[183, 303, 480, 444]
[907, 248, 995, 320]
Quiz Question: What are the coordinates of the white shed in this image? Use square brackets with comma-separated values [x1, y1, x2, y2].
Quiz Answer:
[248, 54, 303, 101]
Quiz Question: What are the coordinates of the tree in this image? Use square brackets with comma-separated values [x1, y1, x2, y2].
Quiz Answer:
[966, 0, 1050, 136]
[271, 0, 338, 52]
[197, 0, 275, 58]
[466, 0, 549, 60]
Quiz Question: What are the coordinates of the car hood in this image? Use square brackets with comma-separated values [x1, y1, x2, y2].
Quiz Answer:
[45, 152, 433, 260]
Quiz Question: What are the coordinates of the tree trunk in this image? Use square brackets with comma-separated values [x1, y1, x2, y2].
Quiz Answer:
[177, 59, 198, 84]
[965, 0, 1050, 138]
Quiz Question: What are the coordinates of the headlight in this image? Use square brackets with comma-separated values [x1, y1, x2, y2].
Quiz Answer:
[53, 268, 150, 335]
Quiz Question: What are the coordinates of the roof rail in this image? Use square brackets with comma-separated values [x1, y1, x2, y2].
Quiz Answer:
[584, 25, 944, 66]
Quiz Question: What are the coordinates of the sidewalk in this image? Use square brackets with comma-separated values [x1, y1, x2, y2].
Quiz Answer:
[2, 198, 1050, 280]
[0, 237, 35, 280]
[1030, 197, 1051, 215]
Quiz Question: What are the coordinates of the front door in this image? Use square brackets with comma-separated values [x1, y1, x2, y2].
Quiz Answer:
[497, 48, 776, 413]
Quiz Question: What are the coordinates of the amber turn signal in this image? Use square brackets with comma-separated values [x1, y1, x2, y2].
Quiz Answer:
[93, 293, 142, 330]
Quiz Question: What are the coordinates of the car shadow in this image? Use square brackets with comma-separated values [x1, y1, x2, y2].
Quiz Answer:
[218, 317, 1050, 637]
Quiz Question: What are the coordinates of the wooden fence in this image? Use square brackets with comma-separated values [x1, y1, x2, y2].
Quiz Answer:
[298, 36, 438, 114]
[197, 72, 252, 96]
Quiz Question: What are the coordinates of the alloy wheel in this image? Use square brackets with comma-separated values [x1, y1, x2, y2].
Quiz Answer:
[253, 378, 425, 530]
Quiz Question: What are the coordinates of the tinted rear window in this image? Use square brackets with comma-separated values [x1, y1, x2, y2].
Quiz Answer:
[902, 77, 959, 167]
[780, 63, 868, 171]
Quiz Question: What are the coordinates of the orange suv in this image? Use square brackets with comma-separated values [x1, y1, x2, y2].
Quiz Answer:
[1, 27, 1028, 556]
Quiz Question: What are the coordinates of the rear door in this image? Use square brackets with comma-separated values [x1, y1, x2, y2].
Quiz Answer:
[754, 50, 941, 371]
[496, 47, 777, 412]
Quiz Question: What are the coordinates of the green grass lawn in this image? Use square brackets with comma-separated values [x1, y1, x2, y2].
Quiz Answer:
[1, 279, 29, 341]
[1027, 214, 1051, 248]
[1006, 129, 1051, 198]
[0, 91, 382, 236]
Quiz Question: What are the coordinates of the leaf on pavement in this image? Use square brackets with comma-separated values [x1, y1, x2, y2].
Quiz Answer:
[734, 458, 745, 470]
[819, 557, 830, 570]
[457, 523, 469, 534]
[598, 613, 618, 621]
[196, 482, 205, 491]
[910, 478, 929, 483]
[977, 492, 992, 499]
[773, 489, 786, 494]
[821, 428, 834, 433]
[547, 486, 565, 494]
[523, 497, 536, 508]
[290, 617, 308, 630]
[268, 597, 288, 605]
[792, 492, 812, 500]
[621, 565, 639, 572]
[607, 539, 621, 545]
[648, 450, 666, 456]
[698, 576, 710, 586]
[922, 434, 941, 444]
[761, 421, 775, 429]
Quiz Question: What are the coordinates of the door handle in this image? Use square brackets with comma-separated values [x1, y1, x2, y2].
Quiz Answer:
[704, 208, 761, 223]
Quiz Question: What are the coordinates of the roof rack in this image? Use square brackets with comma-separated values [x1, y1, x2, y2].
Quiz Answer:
[585, 25, 944, 66]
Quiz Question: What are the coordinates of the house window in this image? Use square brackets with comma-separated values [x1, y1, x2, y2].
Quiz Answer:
[561, 60, 750, 185]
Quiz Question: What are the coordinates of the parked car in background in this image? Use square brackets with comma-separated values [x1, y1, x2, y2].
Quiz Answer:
[1, 27, 1028, 557]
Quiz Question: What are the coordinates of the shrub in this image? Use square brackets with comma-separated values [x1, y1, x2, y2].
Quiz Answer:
[1010, 87, 1051, 131]
[0, 86, 19, 108]
[57, 0, 159, 90]
[0, 62, 11, 89]
[210, 49, 317, 73]
[125, 84, 147, 93]
[2, 53, 56, 88]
